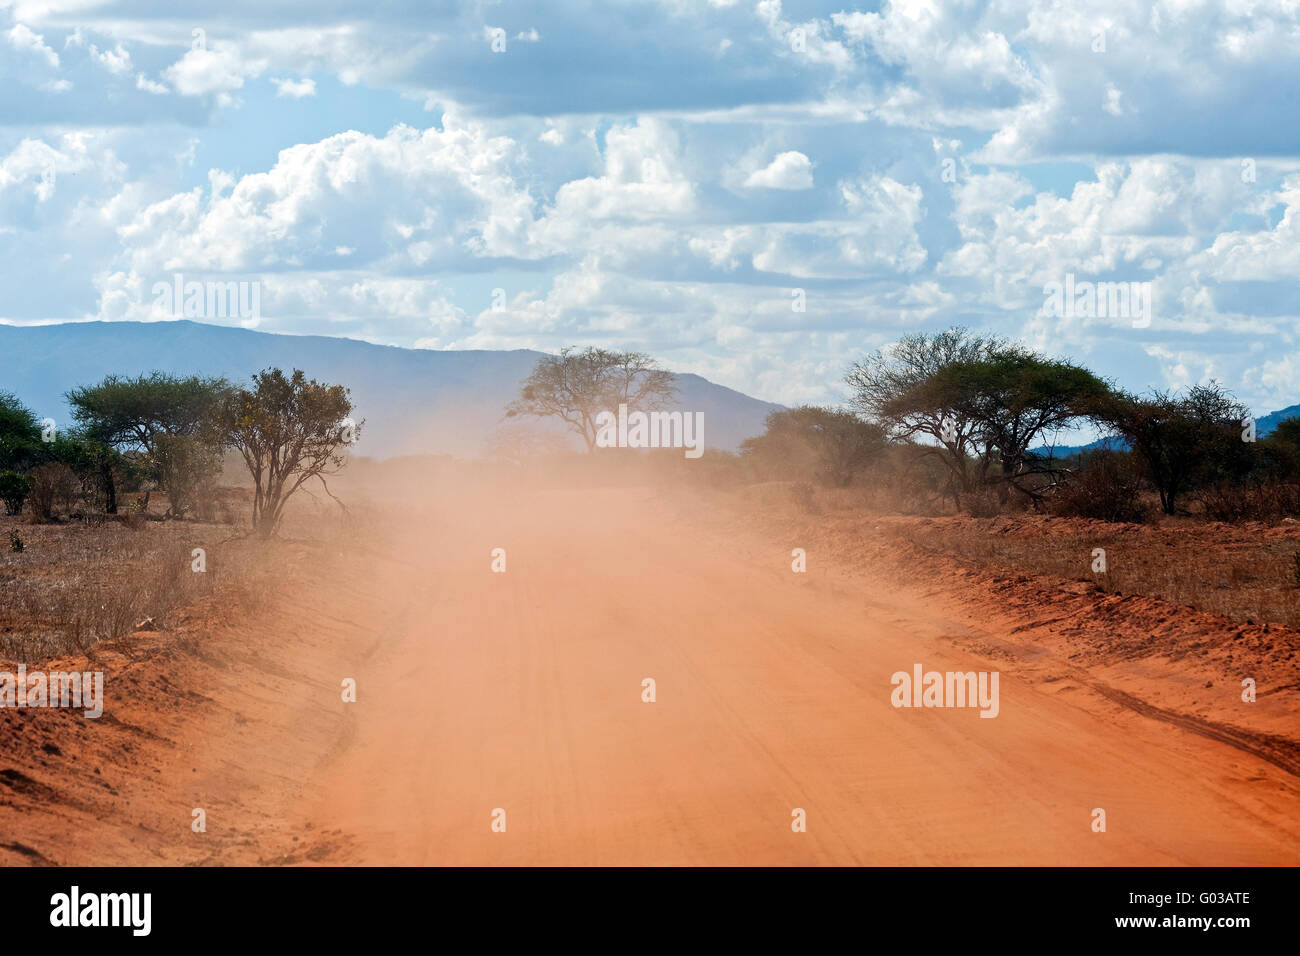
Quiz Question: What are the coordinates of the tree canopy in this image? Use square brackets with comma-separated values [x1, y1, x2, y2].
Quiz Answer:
[505, 347, 678, 451]
[219, 368, 358, 537]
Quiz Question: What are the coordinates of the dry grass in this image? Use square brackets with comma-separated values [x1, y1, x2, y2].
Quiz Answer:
[738, 479, 1300, 630]
[0, 486, 366, 663]
[895, 516, 1300, 629]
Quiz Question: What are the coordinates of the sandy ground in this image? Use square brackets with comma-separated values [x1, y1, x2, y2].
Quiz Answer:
[2, 485, 1298, 865]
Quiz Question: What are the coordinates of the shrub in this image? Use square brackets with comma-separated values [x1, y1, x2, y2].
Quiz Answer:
[0, 470, 32, 515]
[963, 485, 1006, 518]
[28, 463, 79, 521]
[1196, 479, 1300, 523]
[1048, 451, 1149, 523]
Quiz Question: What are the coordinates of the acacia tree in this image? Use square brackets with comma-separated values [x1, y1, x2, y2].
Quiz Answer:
[504, 347, 678, 451]
[844, 329, 1027, 508]
[66, 372, 228, 516]
[0, 390, 42, 472]
[219, 368, 359, 538]
[892, 353, 1113, 503]
[741, 406, 886, 486]
[1100, 383, 1251, 515]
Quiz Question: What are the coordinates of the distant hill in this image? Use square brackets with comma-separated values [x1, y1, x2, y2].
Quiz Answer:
[1031, 435, 1129, 458]
[0, 321, 784, 459]
[1256, 404, 1300, 436]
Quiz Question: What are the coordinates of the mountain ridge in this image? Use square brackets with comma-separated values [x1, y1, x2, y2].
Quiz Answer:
[0, 321, 784, 459]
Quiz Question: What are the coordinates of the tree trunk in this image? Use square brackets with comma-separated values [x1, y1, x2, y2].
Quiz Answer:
[102, 463, 117, 514]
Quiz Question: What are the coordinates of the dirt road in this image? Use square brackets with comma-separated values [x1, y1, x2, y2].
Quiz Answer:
[4, 485, 1297, 865]
[291, 487, 1300, 865]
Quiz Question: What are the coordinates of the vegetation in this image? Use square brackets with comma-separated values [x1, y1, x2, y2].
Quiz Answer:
[4, 332, 1300, 665]
[490, 330, 1300, 523]
[741, 406, 886, 487]
[0, 470, 32, 516]
[218, 368, 359, 538]
[3, 365, 357, 537]
[505, 347, 677, 451]
[845, 330, 1018, 507]
[0, 390, 43, 472]
[6, 327, 1300, 535]
[1098, 384, 1252, 516]
[67, 372, 228, 518]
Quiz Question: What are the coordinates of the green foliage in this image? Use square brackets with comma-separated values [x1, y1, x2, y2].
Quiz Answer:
[845, 330, 1022, 496]
[66, 372, 228, 516]
[1100, 383, 1252, 515]
[0, 470, 33, 516]
[66, 372, 227, 448]
[880, 349, 1113, 506]
[219, 368, 358, 537]
[8, 529, 22, 553]
[0, 391, 43, 472]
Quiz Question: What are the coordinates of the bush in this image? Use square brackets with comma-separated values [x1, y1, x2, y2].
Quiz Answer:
[1048, 451, 1149, 523]
[154, 433, 223, 518]
[1196, 480, 1300, 522]
[963, 485, 1006, 518]
[28, 463, 79, 521]
[0, 470, 32, 516]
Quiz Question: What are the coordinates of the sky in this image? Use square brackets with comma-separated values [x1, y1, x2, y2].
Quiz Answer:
[1, 0, 1298, 415]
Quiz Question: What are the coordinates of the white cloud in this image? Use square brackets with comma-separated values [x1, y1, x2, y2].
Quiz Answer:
[691, 175, 925, 278]
[1192, 176, 1300, 281]
[1103, 84, 1123, 117]
[536, 119, 696, 242]
[163, 43, 260, 97]
[273, 76, 317, 98]
[89, 43, 131, 76]
[743, 151, 813, 190]
[0, 0, 1298, 412]
[111, 118, 539, 277]
[7, 23, 59, 68]
[135, 74, 168, 95]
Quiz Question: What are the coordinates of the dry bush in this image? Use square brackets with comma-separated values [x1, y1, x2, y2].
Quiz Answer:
[962, 486, 1006, 518]
[1196, 480, 1300, 523]
[28, 463, 80, 522]
[118, 501, 148, 530]
[1048, 452, 1149, 523]
[5, 540, 212, 660]
[0, 492, 263, 662]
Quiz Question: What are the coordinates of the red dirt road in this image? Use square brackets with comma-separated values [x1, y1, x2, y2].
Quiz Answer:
[3, 485, 1297, 865]
[299, 488, 1300, 865]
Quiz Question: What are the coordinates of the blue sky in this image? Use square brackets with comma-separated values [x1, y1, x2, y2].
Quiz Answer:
[1, 0, 1298, 419]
